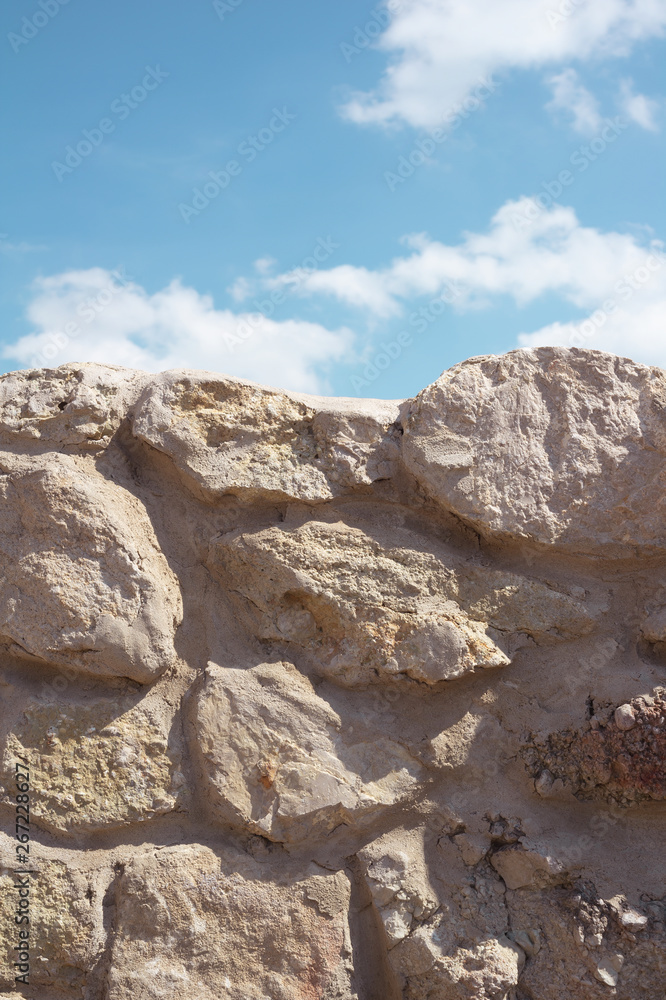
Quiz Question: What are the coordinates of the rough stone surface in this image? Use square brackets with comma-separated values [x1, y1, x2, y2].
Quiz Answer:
[0, 364, 145, 450]
[209, 518, 595, 687]
[131, 372, 400, 502]
[0, 350, 664, 999]
[105, 846, 355, 1000]
[524, 693, 666, 805]
[0, 692, 184, 833]
[0, 454, 182, 682]
[402, 347, 666, 556]
[191, 660, 423, 842]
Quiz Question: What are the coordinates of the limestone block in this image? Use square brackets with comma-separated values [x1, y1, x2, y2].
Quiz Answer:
[131, 371, 400, 502]
[402, 347, 666, 556]
[0, 363, 143, 448]
[191, 661, 423, 842]
[105, 845, 355, 1000]
[0, 454, 182, 682]
[1, 694, 184, 833]
[0, 853, 105, 995]
[209, 519, 595, 686]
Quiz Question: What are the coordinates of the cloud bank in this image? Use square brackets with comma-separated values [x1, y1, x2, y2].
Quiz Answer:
[2, 269, 353, 394]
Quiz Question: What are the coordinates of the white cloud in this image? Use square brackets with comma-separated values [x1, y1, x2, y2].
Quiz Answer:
[518, 290, 666, 368]
[227, 276, 251, 302]
[2, 268, 354, 394]
[0, 235, 47, 255]
[340, 0, 666, 129]
[546, 68, 603, 133]
[264, 197, 666, 367]
[618, 77, 660, 129]
[269, 263, 399, 318]
[254, 256, 277, 276]
[268, 199, 662, 315]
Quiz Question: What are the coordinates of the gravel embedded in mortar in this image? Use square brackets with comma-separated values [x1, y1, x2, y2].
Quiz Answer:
[524, 695, 666, 804]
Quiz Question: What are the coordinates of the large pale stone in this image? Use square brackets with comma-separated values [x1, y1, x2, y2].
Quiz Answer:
[0, 454, 182, 682]
[105, 845, 355, 1000]
[209, 519, 595, 686]
[402, 347, 666, 556]
[0, 364, 144, 449]
[131, 372, 400, 502]
[191, 661, 423, 842]
[1, 694, 184, 833]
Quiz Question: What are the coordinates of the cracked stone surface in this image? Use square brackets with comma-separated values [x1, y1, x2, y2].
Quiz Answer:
[0, 348, 664, 999]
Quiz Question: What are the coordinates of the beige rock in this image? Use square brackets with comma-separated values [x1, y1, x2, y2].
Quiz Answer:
[402, 347, 666, 556]
[0, 853, 105, 995]
[618, 908, 648, 932]
[490, 843, 565, 890]
[507, 885, 666, 1000]
[105, 845, 355, 1000]
[1, 694, 184, 833]
[191, 661, 422, 842]
[0, 363, 143, 448]
[400, 936, 524, 1000]
[0, 454, 182, 682]
[614, 703, 636, 730]
[131, 371, 400, 502]
[360, 829, 524, 999]
[209, 519, 594, 686]
[359, 830, 439, 952]
[453, 832, 492, 866]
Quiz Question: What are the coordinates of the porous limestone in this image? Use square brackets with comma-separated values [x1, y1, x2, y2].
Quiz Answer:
[0, 454, 182, 682]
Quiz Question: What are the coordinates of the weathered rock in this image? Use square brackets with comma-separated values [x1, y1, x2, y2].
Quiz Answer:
[0, 364, 144, 449]
[490, 842, 565, 890]
[507, 884, 666, 1000]
[191, 661, 423, 842]
[402, 347, 666, 556]
[358, 829, 524, 999]
[0, 848, 105, 996]
[105, 845, 355, 1000]
[209, 518, 596, 686]
[131, 371, 400, 502]
[0, 454, 182, 682]
[523, 693, 666, 804]
[1, 694, 184, 833]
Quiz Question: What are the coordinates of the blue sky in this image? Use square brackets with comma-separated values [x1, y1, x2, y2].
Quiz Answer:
[2, 0, 665, 398]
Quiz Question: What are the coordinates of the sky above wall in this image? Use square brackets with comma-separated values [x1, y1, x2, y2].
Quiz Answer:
[1, 0, 665, 398]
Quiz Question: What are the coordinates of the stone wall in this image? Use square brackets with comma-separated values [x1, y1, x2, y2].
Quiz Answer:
[0, 347, 664, 998]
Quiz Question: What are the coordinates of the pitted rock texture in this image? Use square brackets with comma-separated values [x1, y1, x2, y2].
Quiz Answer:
[524, 693, 666, 806]
[0, 454, 182, 682]
[0, 691, 184, 833]
[131, 373, 401, 502]
[402, 349, 666, 556]
[0, 347, 664, 1000]
[209, 518, 595, 687]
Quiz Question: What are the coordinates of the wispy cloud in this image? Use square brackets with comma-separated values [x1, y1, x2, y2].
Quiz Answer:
[618, 77, 660, 130]
[0, 234, 47, 255]
[338, 0, 666, 129]
[546, 69, 603, 134]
